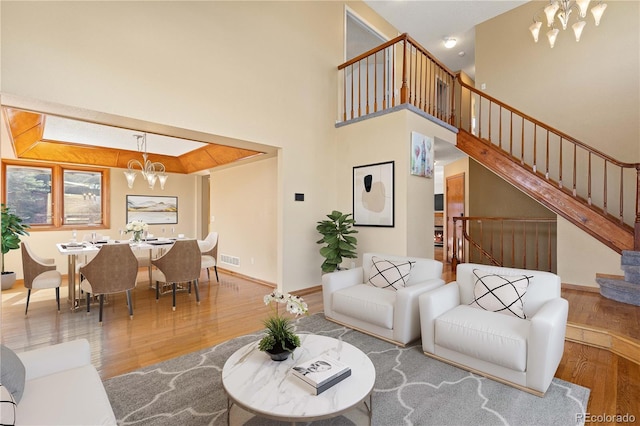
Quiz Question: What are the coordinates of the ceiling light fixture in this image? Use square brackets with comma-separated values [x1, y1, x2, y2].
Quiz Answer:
[123, 133, 168, 190]
[443, 37, 457, 49]
[529, 0, 607, 48]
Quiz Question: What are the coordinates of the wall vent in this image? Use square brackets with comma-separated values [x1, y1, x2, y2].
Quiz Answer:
[220, 254, 240, 267]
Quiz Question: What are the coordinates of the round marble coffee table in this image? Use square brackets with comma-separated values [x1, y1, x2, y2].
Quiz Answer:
[222, 334, 376, 424]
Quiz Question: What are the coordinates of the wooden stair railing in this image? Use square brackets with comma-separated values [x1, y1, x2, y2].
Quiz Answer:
[338, 34, 640, 253]
[451, 216, 557, 272]
[454, 77, 640, 253]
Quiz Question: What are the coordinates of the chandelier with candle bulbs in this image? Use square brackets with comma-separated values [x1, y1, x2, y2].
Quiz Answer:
[123, 133, 168, 190]
[529, 0, 607, 48]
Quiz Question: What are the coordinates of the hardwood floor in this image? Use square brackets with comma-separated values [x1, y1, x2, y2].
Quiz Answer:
[1, 265, 638, 424]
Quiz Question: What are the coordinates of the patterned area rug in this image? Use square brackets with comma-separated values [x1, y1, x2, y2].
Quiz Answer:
[104, 313, 589, 425]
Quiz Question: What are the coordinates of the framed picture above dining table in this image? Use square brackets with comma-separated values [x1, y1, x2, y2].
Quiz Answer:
[126, 195, 178, 224]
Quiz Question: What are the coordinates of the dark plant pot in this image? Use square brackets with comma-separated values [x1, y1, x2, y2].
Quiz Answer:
[1, 272, 16, 291]
[266, 349, 291, 362]
[265, 341, 296, 361]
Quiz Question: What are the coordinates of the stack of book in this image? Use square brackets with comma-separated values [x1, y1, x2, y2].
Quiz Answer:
[291, 355, 351, 395]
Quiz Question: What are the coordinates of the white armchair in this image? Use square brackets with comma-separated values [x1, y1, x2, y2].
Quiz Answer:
[419, 263, 568, 396]
[322, 253, 444, 346]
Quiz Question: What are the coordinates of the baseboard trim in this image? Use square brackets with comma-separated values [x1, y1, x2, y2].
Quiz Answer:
[562, 282, 600, 293]
[566, 322, 640, 365]
[216, 267, 275, 289]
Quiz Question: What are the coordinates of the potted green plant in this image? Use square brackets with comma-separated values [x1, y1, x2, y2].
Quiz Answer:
[316, 210, 358, 273]
[1, 204, 30, 290]
[258, 291, 308, 361]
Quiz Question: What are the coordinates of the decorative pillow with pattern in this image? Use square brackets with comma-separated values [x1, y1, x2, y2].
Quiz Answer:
[368, 257, 415, 290]
[0, 384, 17, 425]
[469, 269, 531, 319]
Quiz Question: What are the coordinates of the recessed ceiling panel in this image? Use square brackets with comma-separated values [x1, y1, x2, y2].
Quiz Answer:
[43, 115, 206, 156]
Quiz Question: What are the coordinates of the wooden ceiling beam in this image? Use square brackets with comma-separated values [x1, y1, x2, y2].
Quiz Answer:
[3, 108, 45, 156]
[179, 144, 262, 174]
[3, 108, 264, 174]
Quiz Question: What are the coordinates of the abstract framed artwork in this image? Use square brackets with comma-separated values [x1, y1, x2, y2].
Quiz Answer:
[353, 161, 394, 227]
[410, 131, 434, 178]
[126, 195, 178, 224]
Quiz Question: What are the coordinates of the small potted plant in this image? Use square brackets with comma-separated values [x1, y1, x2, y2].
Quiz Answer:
[316, 210, 358, 273]
[1, 204, 30, 290]
[258, 291, 308, 361]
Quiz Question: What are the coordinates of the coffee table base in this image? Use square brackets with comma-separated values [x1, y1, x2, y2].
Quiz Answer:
[226, 394, 372, 425]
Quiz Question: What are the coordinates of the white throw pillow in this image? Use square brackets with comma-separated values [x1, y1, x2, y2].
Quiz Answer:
[368, 257, 415, 290]
[469, 269, 531, 319]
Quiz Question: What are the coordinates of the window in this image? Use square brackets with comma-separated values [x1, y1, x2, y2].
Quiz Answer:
[4, 164, 53, 225]
[2, 160, 110, 230]
[63, 170, 103, 225]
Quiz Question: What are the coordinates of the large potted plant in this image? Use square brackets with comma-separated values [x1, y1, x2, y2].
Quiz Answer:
[316, 210, 358, 273]
[1, 204, 30, 290]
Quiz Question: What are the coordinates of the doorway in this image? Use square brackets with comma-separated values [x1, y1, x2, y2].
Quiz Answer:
[445, 173, 465, 264]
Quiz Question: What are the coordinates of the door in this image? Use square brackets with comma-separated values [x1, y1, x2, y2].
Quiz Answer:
[445, 173, 465, 263]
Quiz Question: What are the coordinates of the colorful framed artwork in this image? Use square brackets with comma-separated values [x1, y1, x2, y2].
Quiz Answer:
[353, 161, 394, 227]
[410, 131, 434, 178]
[126, 195, 178, 224]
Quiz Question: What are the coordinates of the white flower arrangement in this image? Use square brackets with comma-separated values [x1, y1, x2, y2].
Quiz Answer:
[125, 220, 149, 233]
[263, 291, 308, 316]
[125, 220, 148, 241]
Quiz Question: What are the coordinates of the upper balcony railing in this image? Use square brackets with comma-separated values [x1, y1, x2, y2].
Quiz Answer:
[338, 33, 456, 125]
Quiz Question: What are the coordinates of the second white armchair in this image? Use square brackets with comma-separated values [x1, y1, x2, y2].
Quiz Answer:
[419, 263, 568, 395]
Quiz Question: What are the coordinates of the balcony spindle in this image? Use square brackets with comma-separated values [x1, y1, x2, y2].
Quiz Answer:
[588, 152, 592, 205]
[533, 124, 537, 173]
[573, 144, 577, 197]
[366, 57, 370, 115]
[545, 130, 550, 179]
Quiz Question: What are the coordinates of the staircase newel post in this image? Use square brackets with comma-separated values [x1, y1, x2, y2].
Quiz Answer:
[400, 34, 409, 104]
[451, 216, 459, 271]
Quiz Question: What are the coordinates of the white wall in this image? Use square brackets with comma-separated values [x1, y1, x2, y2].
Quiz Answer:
[209, 157, 278, 283]
[0, 0, 400, 292]
[336, 109, 457, 264]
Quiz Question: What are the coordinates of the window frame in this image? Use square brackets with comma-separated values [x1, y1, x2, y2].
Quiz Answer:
[1, 159, 110, 231]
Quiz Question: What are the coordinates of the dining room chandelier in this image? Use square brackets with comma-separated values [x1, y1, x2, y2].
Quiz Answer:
[529, 0, 607, 48]
[123, 133, 168, 190]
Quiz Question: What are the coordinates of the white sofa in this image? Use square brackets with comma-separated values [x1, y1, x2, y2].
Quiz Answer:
[322, 253, 444, 346]
[419, 263, 568, 395]
[14, 339, 116, 425]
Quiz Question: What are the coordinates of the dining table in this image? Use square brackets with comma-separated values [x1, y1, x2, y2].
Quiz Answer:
[55, 238, 175, 311]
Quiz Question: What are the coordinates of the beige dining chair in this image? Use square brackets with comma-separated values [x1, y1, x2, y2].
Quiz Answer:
[21, 242, 62, 315]
[151, 239, 201, 311]
[79, 243, 138, 324]
[198, 232, 219, 282]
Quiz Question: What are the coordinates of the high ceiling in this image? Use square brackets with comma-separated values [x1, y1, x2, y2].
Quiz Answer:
[4, 2, 528, 172]
[364, 0, 528, 79]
